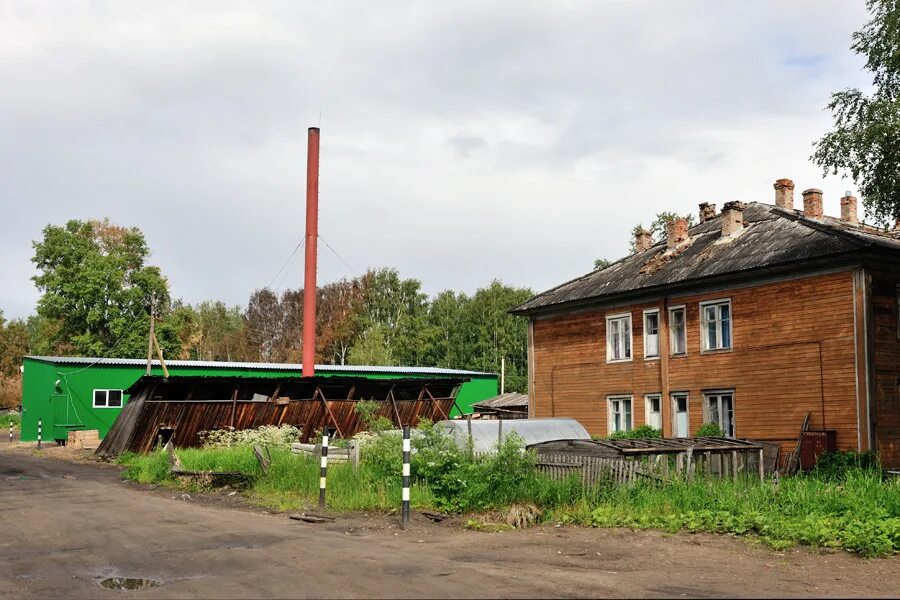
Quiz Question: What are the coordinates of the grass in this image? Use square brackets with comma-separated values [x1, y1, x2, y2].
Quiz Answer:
[0, 412, 20, 430]
[549, 471, 900, 556]
[119, 446, 437, 512]
[118, 439, 900, 557]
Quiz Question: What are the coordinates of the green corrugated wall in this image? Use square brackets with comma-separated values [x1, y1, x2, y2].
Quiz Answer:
[20, 357, 498, 442]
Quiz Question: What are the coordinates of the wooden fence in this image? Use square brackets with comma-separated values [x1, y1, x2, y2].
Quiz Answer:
[535, 445, 768, 486]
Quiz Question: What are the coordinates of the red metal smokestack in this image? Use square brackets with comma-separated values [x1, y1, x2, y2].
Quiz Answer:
[302, 127, 320, 377]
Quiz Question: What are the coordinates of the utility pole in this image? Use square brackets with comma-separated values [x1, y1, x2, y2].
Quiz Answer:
[146, 293, 156, 376]
[500, 357, 505, 395]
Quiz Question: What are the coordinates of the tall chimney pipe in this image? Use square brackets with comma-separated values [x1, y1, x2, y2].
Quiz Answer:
[302, 127, 320, 377]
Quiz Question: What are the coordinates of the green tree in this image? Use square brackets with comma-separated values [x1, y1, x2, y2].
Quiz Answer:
[355, 268, 429, 365]
[348, 325, 394, 365]
[30, 219, 175, 357]
[455, 280, 532, 392]
[813, 0, 900, 224]
[593, 258, 613, 270]
[0, 312, 29, 377]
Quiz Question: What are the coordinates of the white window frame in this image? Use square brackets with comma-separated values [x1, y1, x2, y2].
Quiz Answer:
[703, 390, 736, 438]
[607, 395, 634, 434]
[669, 305, 687, 356]
[605, 312, 633, 363]
[645, 394, 662, 430]
[93, 389, 124, 409]
[700, 298, 732, 352]
[643, 309, 660, 360]
[671, 392, 690, 437]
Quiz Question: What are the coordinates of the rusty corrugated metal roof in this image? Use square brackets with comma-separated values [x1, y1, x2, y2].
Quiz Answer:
[472, 392, 529, 410]
[513, 202, 900, 314]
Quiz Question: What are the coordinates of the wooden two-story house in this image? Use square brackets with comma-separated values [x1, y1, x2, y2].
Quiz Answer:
[512, 180, 900, 467]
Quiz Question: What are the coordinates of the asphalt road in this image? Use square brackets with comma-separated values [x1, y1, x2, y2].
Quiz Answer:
[0, 450, 896, 599]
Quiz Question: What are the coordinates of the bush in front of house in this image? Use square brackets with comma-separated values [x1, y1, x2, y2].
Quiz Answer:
[694, 422, 725, 437]
[607, 425, 662, 440]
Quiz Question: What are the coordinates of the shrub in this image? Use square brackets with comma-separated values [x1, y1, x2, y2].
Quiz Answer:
[354, 400, 393, 434]
[813, 450, 880, 481]
[695, 422, 725, 437]
[608, 425, 662, 440]
[198, 425, 301, 448]
[0, 412, 20, 430]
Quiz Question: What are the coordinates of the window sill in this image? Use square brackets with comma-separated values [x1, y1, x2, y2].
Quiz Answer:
[670, 352, 688, 358]
[643, 356, 661, 362]
[700, 347, 733, 355]
[606, 358, 633, 364]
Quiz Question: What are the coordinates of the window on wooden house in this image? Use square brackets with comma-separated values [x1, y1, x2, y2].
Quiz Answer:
[606, 313, 632, 362]
[671, 392, 689, 437]
[645, 394, 662, 430]
[704, 391, 735, 437]
[700, 299, 732, 351]
[669, 306, 686, 355]
[608, 396, 633, 433]
[643, 310, 660, 359]
[93, 389, 123, 408]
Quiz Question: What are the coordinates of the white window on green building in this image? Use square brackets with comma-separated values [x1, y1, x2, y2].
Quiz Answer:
[93, 389, 123, 408]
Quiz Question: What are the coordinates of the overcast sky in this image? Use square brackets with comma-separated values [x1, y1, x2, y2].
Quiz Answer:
[0, 1, 874, 319]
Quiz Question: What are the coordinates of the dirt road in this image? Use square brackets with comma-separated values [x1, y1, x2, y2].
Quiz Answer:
[0, 450, 896, 599]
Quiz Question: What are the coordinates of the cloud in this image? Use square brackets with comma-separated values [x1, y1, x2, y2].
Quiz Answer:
[0, 0, 873, 319]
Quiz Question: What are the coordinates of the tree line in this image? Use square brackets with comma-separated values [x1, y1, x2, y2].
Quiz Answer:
[0, 219, 532, 407]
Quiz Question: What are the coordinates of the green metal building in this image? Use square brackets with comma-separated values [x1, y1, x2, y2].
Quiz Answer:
[20, 356, 498, 443]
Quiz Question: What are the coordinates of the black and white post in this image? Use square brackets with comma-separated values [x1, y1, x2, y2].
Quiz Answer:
[37, 418, 42, 449]
[9, 424, 12, 444]
[319, 428, 329, 510]
[401, 425, 411, 530]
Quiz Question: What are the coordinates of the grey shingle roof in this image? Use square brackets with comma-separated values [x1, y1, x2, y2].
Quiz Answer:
[514, 202, 900, 314]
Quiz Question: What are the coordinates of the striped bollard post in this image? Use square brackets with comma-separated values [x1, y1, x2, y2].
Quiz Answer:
[318, 429, 329, 510]
[401, 426, 411, 530]
[37, 418, 42, 449]
[9, 425, 12, 444]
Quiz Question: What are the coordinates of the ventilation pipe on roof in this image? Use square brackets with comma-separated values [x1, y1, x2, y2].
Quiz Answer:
[774, 178, 794, 210]
[302, 127, 320, 377]
[840, 192, 858, 225]
[699, 202, 716, 223]
[634, 227, 653, 253]
[721, 201, 746, 237]
[802, 188, 823, 219]
[666, 218, 689, 250]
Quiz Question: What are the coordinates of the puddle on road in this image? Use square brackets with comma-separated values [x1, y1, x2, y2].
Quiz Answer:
[98, 577, 161, 591]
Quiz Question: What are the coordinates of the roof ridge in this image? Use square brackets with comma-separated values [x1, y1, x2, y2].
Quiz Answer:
[766, 204, 873, 249]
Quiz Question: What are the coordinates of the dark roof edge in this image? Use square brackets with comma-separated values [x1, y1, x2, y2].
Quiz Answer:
[513, 251, 875, 318]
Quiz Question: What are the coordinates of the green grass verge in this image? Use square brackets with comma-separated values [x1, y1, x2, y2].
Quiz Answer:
[119, 446, 437, 512]
[118, 445, 899, 556]
[549, 472, 900, 556]
[0, 413, 20, 430]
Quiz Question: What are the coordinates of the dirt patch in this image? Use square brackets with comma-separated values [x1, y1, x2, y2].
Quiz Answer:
[1, 451, 896, 599]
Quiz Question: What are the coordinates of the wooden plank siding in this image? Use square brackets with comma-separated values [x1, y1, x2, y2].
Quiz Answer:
[870, 271, 900, 467]
[530, 271, 863, 460]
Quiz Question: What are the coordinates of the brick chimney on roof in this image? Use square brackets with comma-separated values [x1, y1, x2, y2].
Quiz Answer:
[840, 192, 858, 225]
[699, 202, 716, 223]
[802, 188, 824, 219]
[666, 218, 689, 250]
[634, 228, 652, 253]
[774, 179, 794, 210]
[721, 201, 746, 237]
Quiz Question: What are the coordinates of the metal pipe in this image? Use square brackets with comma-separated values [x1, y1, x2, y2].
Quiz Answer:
[303, 127, 320, 377]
